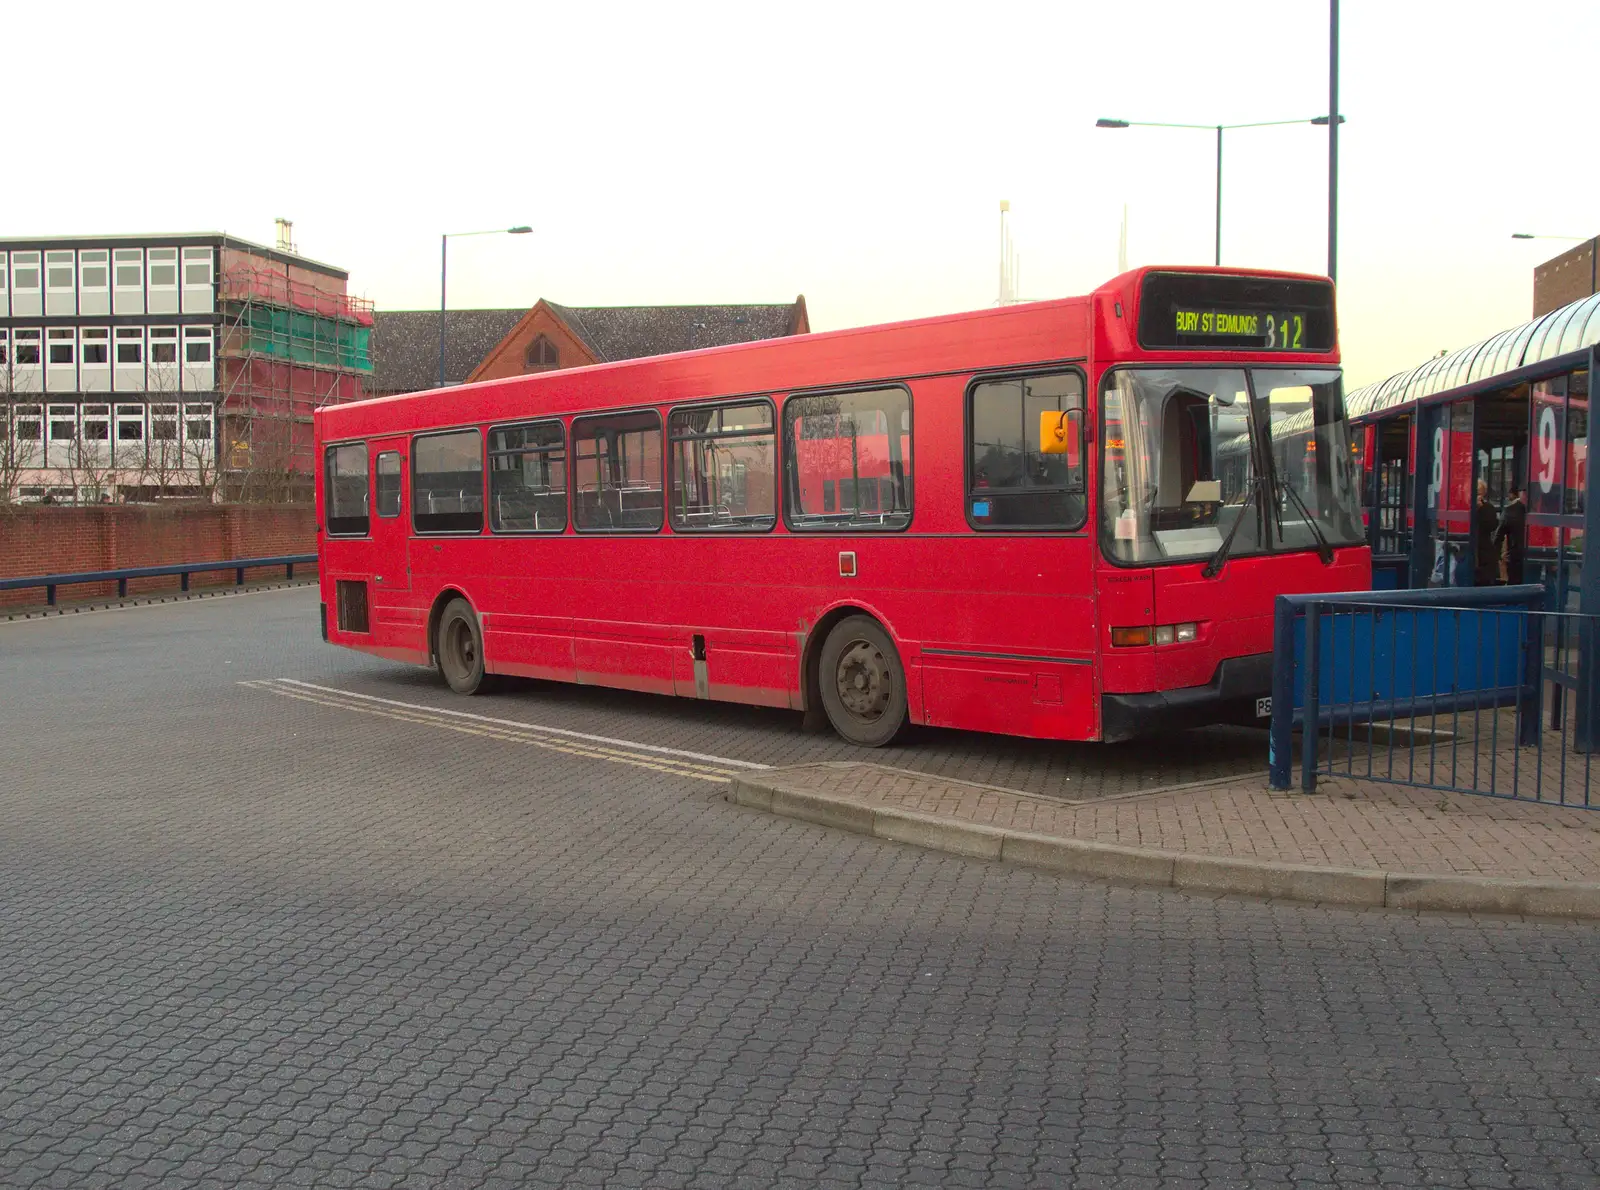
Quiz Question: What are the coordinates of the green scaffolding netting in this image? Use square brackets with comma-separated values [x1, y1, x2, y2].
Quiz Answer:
[238, 307, 373, 371]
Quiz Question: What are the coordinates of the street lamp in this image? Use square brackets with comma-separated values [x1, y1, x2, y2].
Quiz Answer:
[1096, 117, 1342, 268]
[439, 226, 533, 388]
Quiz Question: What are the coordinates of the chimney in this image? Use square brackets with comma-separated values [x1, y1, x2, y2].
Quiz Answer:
[275, 218, 297, 254]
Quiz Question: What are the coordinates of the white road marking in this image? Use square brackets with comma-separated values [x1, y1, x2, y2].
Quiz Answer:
[273, 678, 771, 771]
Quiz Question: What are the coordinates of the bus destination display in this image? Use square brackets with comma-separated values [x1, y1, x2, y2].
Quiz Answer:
[1137, 271, 1335, 353]
[1172, 307, 1306, 350]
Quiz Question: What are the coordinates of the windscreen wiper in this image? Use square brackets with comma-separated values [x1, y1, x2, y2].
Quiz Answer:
[1202, 476, 1261, 579]
[1274, 474, 1336, 565]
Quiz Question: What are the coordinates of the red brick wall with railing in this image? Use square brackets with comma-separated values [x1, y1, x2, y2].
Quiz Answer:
[0, 504, 315, 608]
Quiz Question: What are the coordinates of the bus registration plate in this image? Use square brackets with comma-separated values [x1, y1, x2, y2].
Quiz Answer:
[1255, 697, 1272, 719]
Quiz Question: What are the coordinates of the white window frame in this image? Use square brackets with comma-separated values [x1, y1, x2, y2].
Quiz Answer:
[80, 402, 112, 464]
[10, 251, 41, 315]
[46, 403, 78, 468]
[114, 402, 147, 467]
[181, 325, 214, 392]
[45, 250, 76, 316]
[113, 326, 145, 392]
[45, 328, 77, 393]
[113, 248, 144, 315]
[183, 402, 214, 455]
[181, 246, 214, 314]
[77, 249, 110, 316]
[147, 327, 180, 392]
[146, 247, 179, 314]
[12, 328, 43, 392]
[79, 327, 111, 392]
[149, 402, 180, 449]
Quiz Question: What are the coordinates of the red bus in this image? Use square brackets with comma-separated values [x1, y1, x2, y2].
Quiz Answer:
[317, 267, 1370, 745]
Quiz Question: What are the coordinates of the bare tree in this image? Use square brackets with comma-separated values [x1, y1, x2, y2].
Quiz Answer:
[132, 366, 187, 500]
[59, 409, 119, 505]
[179, 401, 221, 503]
[1, 352, 45, 507]
[0, 399, 44, 507]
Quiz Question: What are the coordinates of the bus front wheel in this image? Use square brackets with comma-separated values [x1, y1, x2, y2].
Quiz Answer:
[818, 616, 908, 747]
[437, 598, 490, 695]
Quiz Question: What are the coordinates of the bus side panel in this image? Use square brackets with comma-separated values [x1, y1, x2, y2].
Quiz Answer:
[916, 536, 1099, 742]
[483, 613, 577, 683]
[920, 659, 1096, 741]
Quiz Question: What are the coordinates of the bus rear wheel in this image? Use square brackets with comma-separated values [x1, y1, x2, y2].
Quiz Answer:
[818, 616, 908, 747]
[437, 598, 490, 695]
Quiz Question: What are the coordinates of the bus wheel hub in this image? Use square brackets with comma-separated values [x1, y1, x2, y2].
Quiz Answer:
[837, 642, 890, 719]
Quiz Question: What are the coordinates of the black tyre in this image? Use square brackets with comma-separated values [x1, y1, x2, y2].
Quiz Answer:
[817, 615, 909, 747]
[436, 598, 490, 695]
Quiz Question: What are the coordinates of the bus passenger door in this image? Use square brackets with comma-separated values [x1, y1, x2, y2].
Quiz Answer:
[369, 439, 411, 595]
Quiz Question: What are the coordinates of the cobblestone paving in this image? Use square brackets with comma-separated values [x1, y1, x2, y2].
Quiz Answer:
[1, 588, 1597, 1188]
[750, 764, 1600, 882]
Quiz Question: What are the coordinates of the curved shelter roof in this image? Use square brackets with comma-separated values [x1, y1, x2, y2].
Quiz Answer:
[1346, 290, 1600, 421]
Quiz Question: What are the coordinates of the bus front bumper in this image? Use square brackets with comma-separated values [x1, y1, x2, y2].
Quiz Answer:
[1100, 652, 1273, 742]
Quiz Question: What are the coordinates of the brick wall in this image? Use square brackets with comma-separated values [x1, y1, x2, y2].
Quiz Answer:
[0, 504, 315, 608]
[1533, 239, 1598, 317]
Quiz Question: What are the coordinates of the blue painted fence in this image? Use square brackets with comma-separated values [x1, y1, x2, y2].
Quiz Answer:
[1266, 585, 1593, 803]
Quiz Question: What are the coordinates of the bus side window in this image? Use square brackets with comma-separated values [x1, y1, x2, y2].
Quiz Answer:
[325, 442, 369, 536]
[573, 410, 663, 532]
[412, 429, 484, 534]
[488, 419, 567, 533]
[667, 400, 775, 531]
[966, 371, 1085, 529]
[375, 451, 401, 518]
[784, 387, 912, 531]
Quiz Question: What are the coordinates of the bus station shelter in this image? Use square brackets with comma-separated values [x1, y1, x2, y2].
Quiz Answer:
[1346, 291, 1600, 611]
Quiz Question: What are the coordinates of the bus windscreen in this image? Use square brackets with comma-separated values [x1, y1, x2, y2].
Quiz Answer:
[1137, 272, 1335, 353]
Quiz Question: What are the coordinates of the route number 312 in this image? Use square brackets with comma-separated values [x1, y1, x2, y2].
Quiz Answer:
[1265, 314, 1305, 350]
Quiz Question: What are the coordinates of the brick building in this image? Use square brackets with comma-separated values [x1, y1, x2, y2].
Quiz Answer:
[1533, 236, 1599, 317]
[0, 231, 371, 503]
[370, 297, 809, 396]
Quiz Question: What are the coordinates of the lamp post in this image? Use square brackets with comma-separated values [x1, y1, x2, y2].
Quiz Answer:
[439, 226, 533, 388]
[1096, 115, 1343, 269]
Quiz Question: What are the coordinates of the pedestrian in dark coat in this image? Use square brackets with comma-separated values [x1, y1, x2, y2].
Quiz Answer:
[1494, 486, 1527, 585]
[1473, 480, 1499, 585]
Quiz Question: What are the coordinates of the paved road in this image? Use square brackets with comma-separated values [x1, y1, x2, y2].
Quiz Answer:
[1, 586, 1596, 1189]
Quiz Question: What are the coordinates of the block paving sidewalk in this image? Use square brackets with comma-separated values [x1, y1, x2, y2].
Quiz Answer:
[747, 762, 1600, 885]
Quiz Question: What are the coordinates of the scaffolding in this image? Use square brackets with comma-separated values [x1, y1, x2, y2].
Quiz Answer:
[217, 262, 374, 501]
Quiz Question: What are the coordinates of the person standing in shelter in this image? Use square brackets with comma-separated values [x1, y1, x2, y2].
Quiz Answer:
[1473, 480, 1499, 585]
[1494, 485, 1528, 585]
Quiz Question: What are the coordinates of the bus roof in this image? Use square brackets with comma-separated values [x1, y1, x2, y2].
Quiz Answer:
[321, 265, 1336, 438]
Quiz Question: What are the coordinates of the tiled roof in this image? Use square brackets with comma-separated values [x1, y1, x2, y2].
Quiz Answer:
[546, 301, 804, 363]
[371, 309, 525, 394]
[373, 299, 807, 395]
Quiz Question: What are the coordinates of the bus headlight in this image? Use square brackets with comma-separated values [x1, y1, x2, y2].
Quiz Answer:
[1112, 622, 1200, 647]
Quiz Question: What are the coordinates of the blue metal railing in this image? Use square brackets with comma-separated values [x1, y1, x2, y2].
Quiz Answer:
[1269, 585, 1597, 810]
[0, 554, 316, 608]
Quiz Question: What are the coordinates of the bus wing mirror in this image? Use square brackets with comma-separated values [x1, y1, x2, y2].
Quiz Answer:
[1039, 408, 1082, 466]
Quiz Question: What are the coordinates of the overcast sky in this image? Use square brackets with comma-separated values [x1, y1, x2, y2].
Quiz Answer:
[9, 0, 1596, 387]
